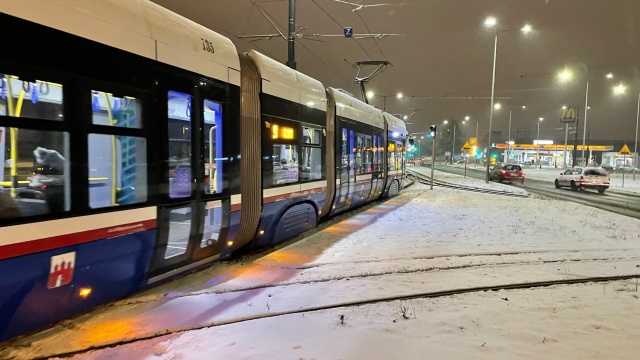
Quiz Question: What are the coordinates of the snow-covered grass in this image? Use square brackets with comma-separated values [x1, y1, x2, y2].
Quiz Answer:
[4, 171, 640, 360]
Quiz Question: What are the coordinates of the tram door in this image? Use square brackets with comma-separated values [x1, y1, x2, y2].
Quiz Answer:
[148, 80, 230, 282]
[370, 134, 384, 198]
[334, 127, 353, 210]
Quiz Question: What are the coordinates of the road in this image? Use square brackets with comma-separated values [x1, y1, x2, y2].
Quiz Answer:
[430, 164, 640, 219]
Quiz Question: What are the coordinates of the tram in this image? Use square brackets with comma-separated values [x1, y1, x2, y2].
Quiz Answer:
[0, 0, 407, 341]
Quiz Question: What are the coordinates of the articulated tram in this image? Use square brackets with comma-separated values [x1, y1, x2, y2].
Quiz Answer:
[0, 0, 407, 341]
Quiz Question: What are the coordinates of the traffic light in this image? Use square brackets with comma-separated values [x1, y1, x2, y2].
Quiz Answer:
[428, 125, 437, 137]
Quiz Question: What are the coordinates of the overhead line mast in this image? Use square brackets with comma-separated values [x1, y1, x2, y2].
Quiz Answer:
[286, 0, 296, 69]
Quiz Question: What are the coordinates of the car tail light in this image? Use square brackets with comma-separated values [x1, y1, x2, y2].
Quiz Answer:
[519, 171, 524, 176]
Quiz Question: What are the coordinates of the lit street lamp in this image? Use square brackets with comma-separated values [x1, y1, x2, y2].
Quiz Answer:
[536, 117, 543, 168]
[614, 83, 639, 180]
[465, 115, 480, 166]
[636, 92, 639, 180]
[370, 92, 405, 112]
[443, 119, 466, 164]
[493, 104, 527, 164]
[484, 17, 533, 182]
[559, 69, 614, 165]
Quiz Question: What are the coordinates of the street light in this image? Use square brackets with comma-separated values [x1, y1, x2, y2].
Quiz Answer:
[620, 88, 640, 180]
[559, 69, 614, 165]
[484, 17, 532, 182]
[465, 115, 480, 166]
[442, 119, 466, 164]
[613, 83, 626, 95]
[613, 84, 640, 180]
[494, 104, 527, 164]
[537, 117, 543, 168]
[636, 93, 639, 180]
[372, 92, 405, 111]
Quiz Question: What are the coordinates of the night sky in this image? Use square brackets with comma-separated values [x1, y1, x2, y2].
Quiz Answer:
[152, 0, 640, 143]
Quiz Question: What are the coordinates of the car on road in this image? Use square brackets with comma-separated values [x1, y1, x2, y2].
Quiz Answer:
[555, 166, 610, 193]
[489, 164, 525, 184]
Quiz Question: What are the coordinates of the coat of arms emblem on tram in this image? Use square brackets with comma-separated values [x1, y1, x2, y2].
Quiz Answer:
[47, 252, 76, 289]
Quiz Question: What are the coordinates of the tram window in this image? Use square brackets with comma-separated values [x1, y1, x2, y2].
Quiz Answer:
[91, 91, 142, 128]
[302, 127, 321, 145]
[272, 144, 299, 185]
[0, 128, 69, 219]
[0, 74, 63, 121]
[164, 205, 191, 258]
[167, 91, 192, 199]
[349, 130, 355, 175]
[373, 135, 381, 172]
[203, 99, 223, 194]
[341, 128, 348, 171]
[200, 200, 223, 248]
[363, 135, 372, 174]
[301, 146, 321, 181]
[388, 141, 397, 170]
[355, 134, 364, 174]
[301, 127, 322, 181]
[88, 134, 147, 208]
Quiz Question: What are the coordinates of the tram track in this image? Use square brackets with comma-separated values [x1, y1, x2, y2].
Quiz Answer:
[406, 169, 529, 198]
[13, 271, 640, 360]
[108, 253, 640, 305]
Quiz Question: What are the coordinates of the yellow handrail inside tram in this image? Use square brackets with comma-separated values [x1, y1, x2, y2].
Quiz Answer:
[0, 178, 108, 188]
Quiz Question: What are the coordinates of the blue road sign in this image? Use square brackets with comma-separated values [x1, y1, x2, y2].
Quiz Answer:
[344, 27, 353, 38]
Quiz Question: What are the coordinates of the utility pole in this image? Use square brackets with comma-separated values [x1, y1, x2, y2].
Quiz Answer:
[430, 132, 436, 190]
[452, 124, 456, 165]
[572, 113, 580, 167]
[286, 0, 297, 69]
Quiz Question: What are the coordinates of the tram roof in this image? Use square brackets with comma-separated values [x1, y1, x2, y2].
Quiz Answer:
[248, 50, 326, 112]
[0, 0, 241, 84]
[384, 113, 407, 137]
[328, 88, 384, 129]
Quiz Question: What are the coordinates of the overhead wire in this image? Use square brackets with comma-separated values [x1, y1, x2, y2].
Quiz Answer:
[252, 0, 347, 86]
[354, 10, 387, 60]
[310, 0, 374, 60]
[242, 2, 257, 36]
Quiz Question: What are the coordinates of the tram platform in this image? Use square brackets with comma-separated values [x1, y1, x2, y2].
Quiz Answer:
[2, 170, 640, 360]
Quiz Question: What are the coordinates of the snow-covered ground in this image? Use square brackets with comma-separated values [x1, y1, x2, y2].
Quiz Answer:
[3, 170, 640, 360]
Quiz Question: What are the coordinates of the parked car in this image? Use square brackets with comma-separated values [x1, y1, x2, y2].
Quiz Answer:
[555, 166, 610, 193]
[489, 164, 525, 184]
